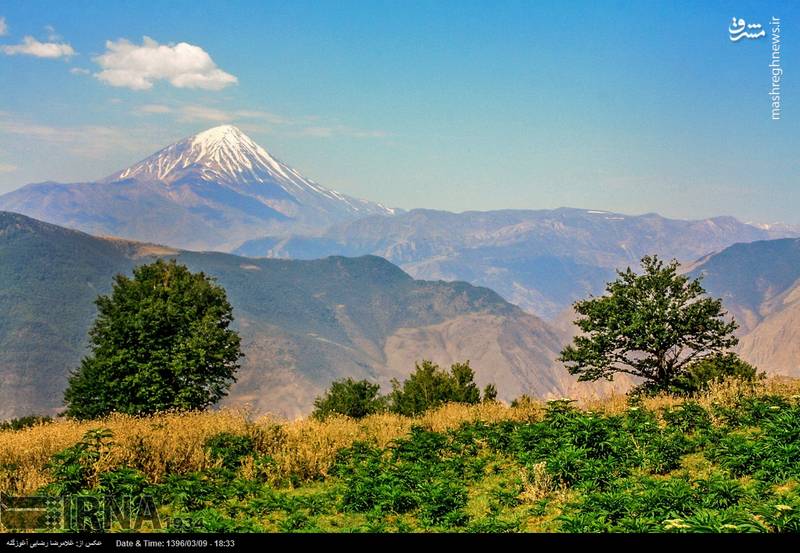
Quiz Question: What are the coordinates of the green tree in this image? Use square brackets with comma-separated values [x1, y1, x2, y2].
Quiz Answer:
[64, 259, 243, 419]
[0, 415, 53, 431]
[312, 378, 387, 420]
[671, 352, 762, 395]
[449, 362, 481, 404]
[482, 383, 498, 402]
[559, 255, 739, 393]
[388, 360, 494, 416]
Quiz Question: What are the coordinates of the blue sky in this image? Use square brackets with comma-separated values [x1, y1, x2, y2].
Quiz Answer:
[0, 1, 797, 223]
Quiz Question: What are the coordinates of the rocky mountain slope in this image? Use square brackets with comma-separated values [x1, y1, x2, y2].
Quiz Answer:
[0, 211, 568, 420]
[236, 208, 796, 319]
[690, 238, 800, 377]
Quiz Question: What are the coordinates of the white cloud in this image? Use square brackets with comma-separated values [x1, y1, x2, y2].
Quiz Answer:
[94, 36, 237, 91]
[133, 102, 389, 139]
[0, 17, 7, 37]
[182, 106, 284, 124]
[0, 118, 155, 158]
[1, 36, 75, 58]
[295, 125, 389, 139]
[0, 163, 16, 174]
[178, 105, 229, 122]
[232, 110, 291, 125]
[70, 67, 90, 75]
[139, 104, 172, 114]
[44, 25, 61, 41]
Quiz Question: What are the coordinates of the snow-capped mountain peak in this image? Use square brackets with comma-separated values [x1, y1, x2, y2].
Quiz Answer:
[192, 123, 244, 146]
[187, 124, 292, 181]
[103, 124, 395, 220]
[109, 124, 297, 186]
[0, 124, 399, 251]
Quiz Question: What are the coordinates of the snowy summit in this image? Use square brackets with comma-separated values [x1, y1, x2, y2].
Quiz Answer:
[104, 124, 395, 218]
[0, 124, 396, 251]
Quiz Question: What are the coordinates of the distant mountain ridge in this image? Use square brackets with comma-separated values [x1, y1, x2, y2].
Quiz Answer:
[0, 211, 569, 420]
[0, 125, 395, 251]
[2, 212, 798, 419]
[690, 238, 800, 377]
[236, 208, 799, 319]
[1, 126, 798, 323]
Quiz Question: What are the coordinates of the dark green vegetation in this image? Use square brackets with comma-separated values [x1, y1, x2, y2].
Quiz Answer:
[673, 353, 761, 396]
[388, 360, 497, 416]
[0, 415, 53, 431]
[560, 256, 739, 393]
[312, 361, 497, 419]
[64, 260, 243, 419]
[312, 379, 386, 420]
[38, 392, 800, 532]
[0, 211, 564, 420]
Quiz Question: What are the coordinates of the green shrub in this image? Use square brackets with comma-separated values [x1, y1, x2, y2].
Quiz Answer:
[45, 428, 114, 495]
[418, 480, 469, 527]
[169, 508, 263, 532]
[312, 378, 386, 420]
[156, 473, 217, 511]
[0, 415, 53, 431]
[388, 360, 494, 416]
[334, 427, 474, 526]
[662, 402, 712, 434]
[756, 499, 800, 533]
[675, 353, 762, 394]
[204, 432, 255, 470]
[709, 404, 800, 482]
[97, 467, 150, 499]
[558, 474, 765, 533]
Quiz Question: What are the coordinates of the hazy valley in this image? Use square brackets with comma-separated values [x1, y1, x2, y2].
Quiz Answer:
[0, 211, 566, 419]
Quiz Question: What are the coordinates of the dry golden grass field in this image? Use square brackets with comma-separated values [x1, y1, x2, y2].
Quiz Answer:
[1, 377, 799, 533]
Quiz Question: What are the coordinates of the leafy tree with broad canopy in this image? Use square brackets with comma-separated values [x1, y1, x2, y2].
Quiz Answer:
[559, 255, 739, 392]
[64, 259, 243, 419]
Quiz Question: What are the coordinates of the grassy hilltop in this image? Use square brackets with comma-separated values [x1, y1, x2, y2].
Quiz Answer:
[1, 377, 799, 533]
